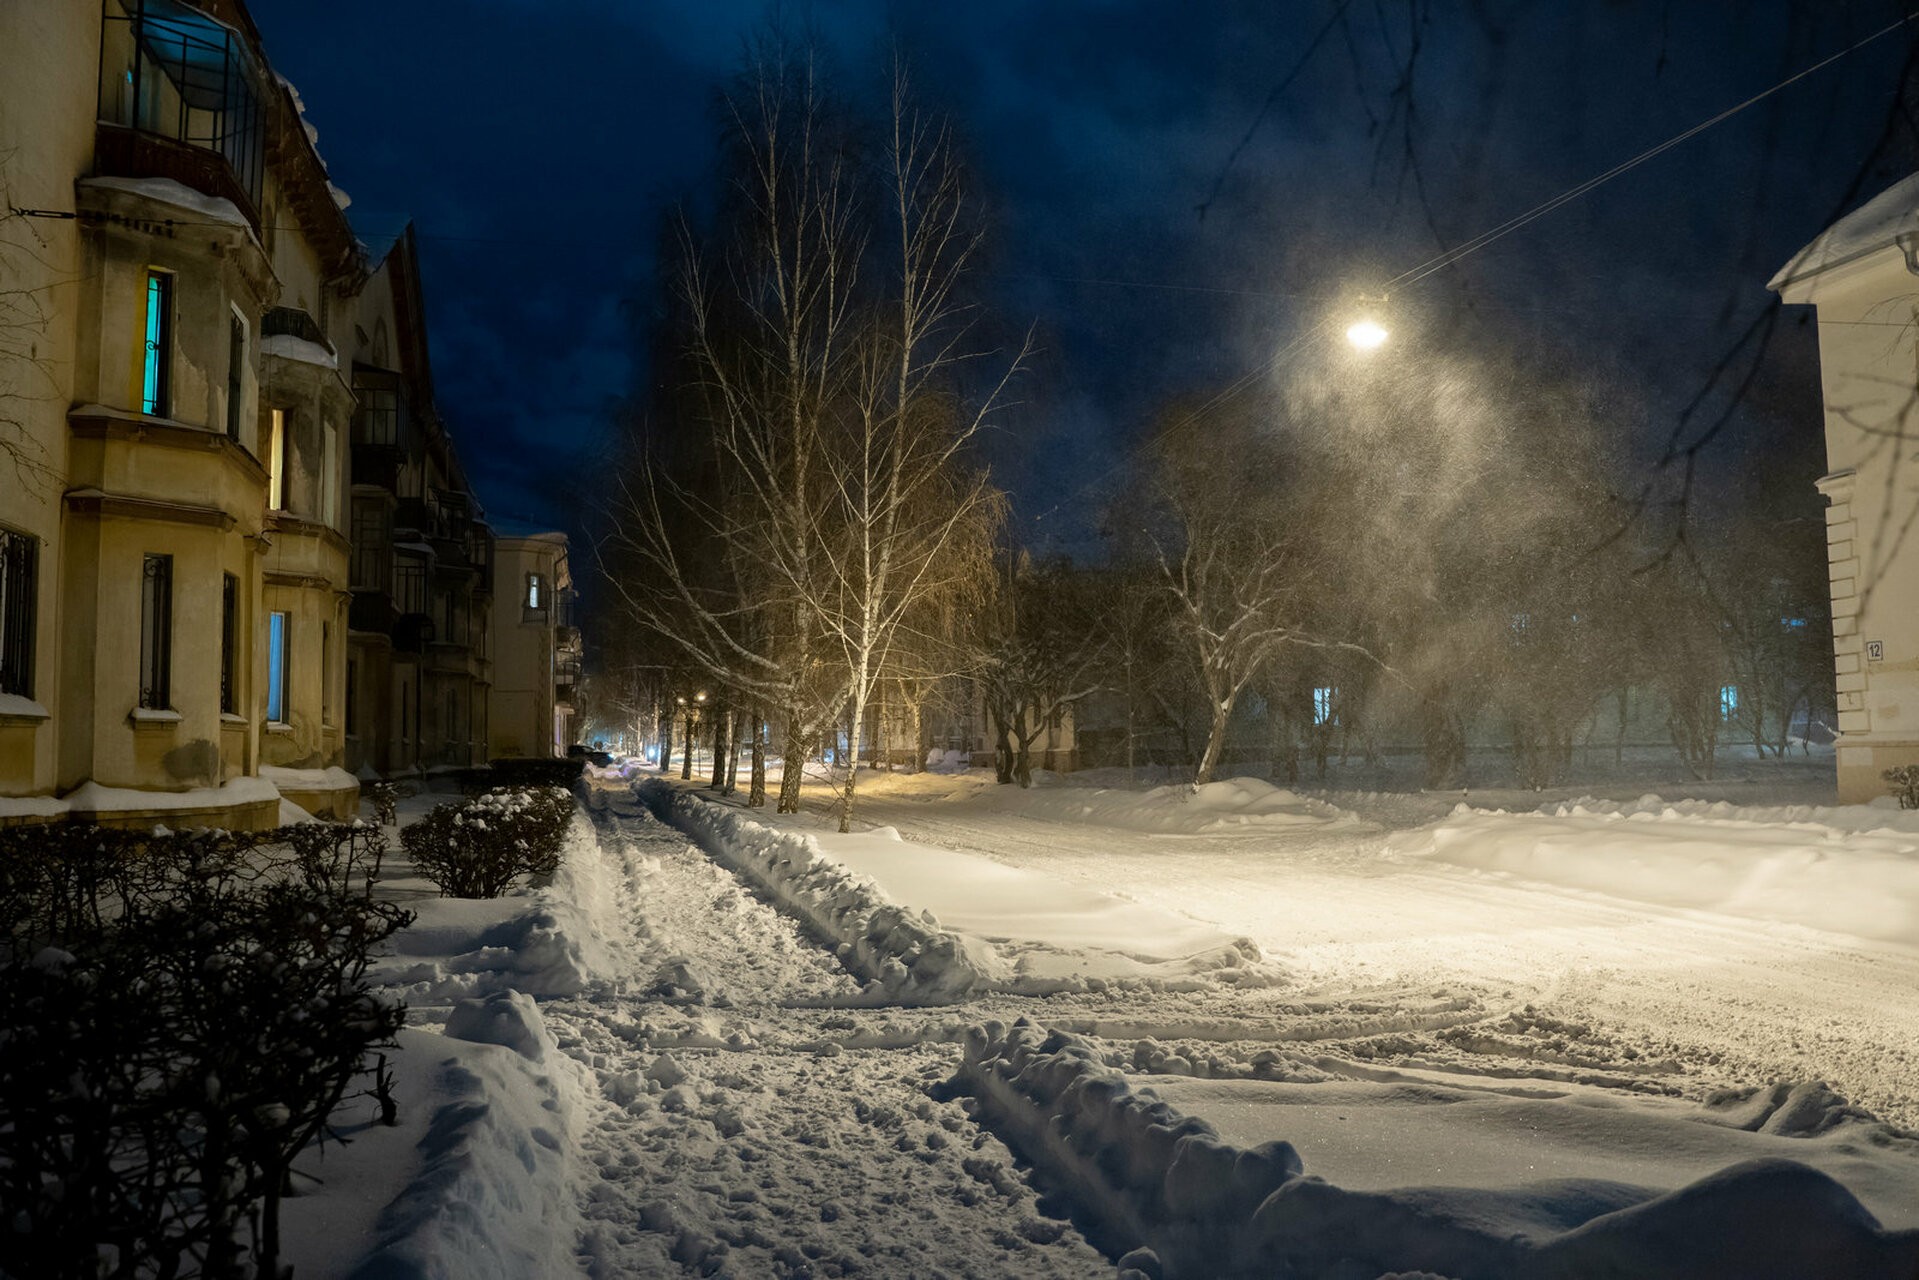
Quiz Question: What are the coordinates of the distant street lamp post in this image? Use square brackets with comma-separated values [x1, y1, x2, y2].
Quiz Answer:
[1345, 293, 1391, 351]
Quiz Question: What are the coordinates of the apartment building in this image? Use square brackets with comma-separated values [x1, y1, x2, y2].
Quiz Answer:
[1, 0, 360, 824]
[488, 526, 576, 760]
[343, 228, 495, 777]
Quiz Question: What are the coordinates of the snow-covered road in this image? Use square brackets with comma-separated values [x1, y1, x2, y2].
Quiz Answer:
[842, 774, 1919, 1130]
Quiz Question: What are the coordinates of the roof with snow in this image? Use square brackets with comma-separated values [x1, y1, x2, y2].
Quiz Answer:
[1769, 172, 1919, 294]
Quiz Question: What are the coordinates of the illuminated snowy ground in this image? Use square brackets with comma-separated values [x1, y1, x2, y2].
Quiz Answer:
[277, 766, 1919, 1278]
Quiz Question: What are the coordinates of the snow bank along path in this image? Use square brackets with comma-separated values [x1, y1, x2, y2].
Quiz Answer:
[637, 778, 1277, 1000]
[950, 1019, 1919, 1280]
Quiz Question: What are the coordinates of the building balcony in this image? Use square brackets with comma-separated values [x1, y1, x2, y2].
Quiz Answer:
[556, 624, 583, 657]
[393, 612, 436, 655]
[92, 124, 261, 229]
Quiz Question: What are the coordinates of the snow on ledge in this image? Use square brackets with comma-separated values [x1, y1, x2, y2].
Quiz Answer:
[63, 776, 281, 813]
[0, 693, 50, 720]
[78, 175, 250, 229]
[260, 333, 339, 370]
[949, 1019, 1919, 1280]
[637, 779, 999, 1003]
[259, 764, 360, 791]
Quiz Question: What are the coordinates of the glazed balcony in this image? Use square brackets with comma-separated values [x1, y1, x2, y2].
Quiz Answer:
[96, 0, 267, 225]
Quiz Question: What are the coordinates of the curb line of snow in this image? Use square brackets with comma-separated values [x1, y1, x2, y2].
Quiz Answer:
[949, 1019, 1919, 1280]
[337, 801, 610, 1279]
[636, 779, 997, 1003]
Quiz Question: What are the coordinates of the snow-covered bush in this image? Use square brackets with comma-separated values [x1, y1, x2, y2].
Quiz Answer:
[402, 786, 573, 898]
[367, 780, 415, 825]
[0, 821, 410, 1279]
[1883, 765, 1919, 810]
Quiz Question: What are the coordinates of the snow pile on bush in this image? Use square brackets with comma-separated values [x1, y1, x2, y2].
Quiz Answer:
[1391, 802, 1919, 943]
[949, 1020, 1919, 1280]
[639, 780, 1000, 1002]
[375, 809, 631, 1003]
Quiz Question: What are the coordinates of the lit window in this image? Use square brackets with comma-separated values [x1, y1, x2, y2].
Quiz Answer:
[1719, 684, 1740, 721]
[267, 610, 289, 723]
[267, 408, 285, 510]
[1313, 686, 1336, 726]
[526, 572, 544, 611]
[142, 271, 172, 416]
[1781, 616, 1807, 630]
[139, 554, 173, 709]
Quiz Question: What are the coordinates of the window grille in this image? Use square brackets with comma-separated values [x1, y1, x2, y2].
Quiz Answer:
[0, 528, 37, 699]
[139, 554, 173, 709]
[220, 572, 236, 713]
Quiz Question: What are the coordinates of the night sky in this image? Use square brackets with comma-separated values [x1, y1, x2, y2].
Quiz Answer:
[245, 1, 1916, 554]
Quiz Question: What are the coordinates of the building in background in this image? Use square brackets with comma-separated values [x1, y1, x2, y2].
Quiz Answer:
[344, 228, 494, 778]
[0, 0, 359, 823]
[1772, 174, 1919, 802]
[488, 527, 576, 760]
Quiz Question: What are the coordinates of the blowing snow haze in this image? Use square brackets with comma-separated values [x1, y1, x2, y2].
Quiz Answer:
[242, 0, 1909, 549]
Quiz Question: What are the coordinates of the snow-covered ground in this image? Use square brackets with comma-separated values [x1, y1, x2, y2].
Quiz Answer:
[272, 763, 1919, 1278]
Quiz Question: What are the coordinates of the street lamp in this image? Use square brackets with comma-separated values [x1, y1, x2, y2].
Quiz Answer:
[1345, 318, 1389, 350]
[1344, 293, 1390, 351]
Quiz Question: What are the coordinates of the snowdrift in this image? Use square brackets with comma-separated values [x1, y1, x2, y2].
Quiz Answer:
[1391, 801, 1919, 944]
[951, 1020, 1919, 1280]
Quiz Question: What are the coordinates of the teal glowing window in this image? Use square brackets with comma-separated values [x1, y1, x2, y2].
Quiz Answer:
[267, 610, 288, 723]
[1719, 684, 1739, 721]
[142, 271, 172, 416]
[1313, 686, 1336, 726]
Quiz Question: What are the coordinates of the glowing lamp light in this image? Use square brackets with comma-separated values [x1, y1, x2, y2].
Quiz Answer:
[1346, 318, 1389, 350]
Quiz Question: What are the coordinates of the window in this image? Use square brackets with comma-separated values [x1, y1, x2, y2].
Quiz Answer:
[139, 554, 173, 709]
[525, 572, 545, 614]
[350, 501, 390, 590]
[321, 622, 332, 724]
[400, 680, 410, 744]
[267, 408, 285, 510]
[0, 528, 37, 699]
[352, 385, 400, 446]
[226, 311, 245, 439]
[1720, 684, 1740, 722]
[1782, 616, 1808, 630]
[1312, 686, 1337, 727]
[142, 271, 172, 416]
[219, 573, 237, 714]
[393, 555, 427, 615]
[345, 658, 357, 735]
[266, 610, 289, 723]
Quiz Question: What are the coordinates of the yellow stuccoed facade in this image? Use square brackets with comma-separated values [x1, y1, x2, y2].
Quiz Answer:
[0, 0, 361, 826]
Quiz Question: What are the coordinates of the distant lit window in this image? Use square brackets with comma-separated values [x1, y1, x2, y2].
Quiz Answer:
[1719, 684, 1740, 721]
[526, 572, 545, 612]
[142, 271, 172, 416]
[1782, 616, 1807, 630]
[1510, 611, 1531, 637]
[1313, 686, 1336, 727]
[266, 611, 289, 723]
